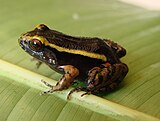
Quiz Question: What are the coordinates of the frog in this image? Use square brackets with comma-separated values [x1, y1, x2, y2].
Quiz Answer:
[18, 24, 128, 99]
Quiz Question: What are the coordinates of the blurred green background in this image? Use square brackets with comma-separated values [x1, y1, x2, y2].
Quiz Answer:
[0, 0, 160, 121]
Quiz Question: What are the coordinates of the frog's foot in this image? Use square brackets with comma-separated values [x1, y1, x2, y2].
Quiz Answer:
[67, 87, 96, 99]
[31, 58, 42, 68]
[40, 80, 54, 95]
[67, 87, 88, 100]
[40, 65, 79, 96]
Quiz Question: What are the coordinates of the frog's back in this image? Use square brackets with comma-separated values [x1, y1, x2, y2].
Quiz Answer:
[49, 30, 121, 63]
[49, 29, 106, 53]
[25, 24, 119, 63]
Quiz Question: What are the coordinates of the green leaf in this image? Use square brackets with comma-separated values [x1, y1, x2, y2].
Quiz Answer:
[0, 0, 160, 121]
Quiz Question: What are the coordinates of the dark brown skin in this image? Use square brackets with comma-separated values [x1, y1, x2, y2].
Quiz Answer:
[18, 24, 128, 99]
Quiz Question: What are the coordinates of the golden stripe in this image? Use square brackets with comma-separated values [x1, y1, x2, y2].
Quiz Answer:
[32, 36, 107, 61]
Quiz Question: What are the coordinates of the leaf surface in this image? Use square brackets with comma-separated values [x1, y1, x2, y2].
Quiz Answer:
[0, 0, 160, 121]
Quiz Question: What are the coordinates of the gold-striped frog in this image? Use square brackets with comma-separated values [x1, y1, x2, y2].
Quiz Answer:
[18, 24, 128, 99]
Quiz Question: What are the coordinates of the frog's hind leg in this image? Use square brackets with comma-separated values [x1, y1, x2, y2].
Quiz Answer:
[105, 40, 126, 58]
[83, 62, 128, 96]
[40, 65, 79, 96]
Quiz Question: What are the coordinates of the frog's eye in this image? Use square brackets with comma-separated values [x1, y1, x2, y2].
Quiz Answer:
[29, 39, 42, 51]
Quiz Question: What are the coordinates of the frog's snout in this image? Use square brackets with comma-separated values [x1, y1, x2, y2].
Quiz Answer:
[19, 39, 25, 50]
[18, 36, 28, 50]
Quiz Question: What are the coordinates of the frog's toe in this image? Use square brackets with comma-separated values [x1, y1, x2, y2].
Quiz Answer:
[41, 80, 54, 88]
[40, 89, 54, 95]
[81, 91, 91, 97]
[67, 87, 87, 100]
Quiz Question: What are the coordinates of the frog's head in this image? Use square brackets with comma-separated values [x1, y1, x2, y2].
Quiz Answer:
[18, 24, 57, 65]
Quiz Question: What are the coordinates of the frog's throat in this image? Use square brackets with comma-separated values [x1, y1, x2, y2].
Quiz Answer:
[32, 36, 107, 62]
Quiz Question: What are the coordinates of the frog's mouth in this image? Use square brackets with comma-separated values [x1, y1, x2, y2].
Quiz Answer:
[19, 38, 57, 66]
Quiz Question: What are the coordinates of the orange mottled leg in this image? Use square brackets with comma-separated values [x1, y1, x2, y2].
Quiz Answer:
[40, 65, 79, 95]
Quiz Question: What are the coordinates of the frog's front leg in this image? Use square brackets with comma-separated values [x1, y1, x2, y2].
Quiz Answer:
[31, 58, 42, 68]
[40, 65, 79, 95]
